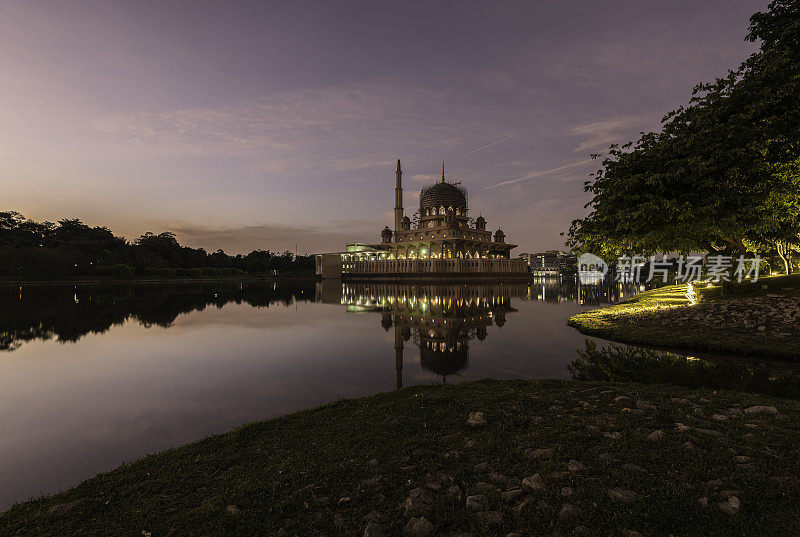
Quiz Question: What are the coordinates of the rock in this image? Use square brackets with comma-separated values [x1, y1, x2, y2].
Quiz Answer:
[487, 472, 508, 485]
[464, 439, 476, 448]
[744, 405, 778, 415]
[467, 412, 487, 427]
[402, 488, 430, 516]
[466, 494, 488, 510]
[733, 456, 752, 464]
[675, 422, 691, 432]
[525, 447, 553, 459]
[597, 452, 613, 462]
[226, 505, 240, 517]
[47, 501, 83, 516]
[695, 428, 722, 436]
[560, 486, 574, 496]
[647, 429, 665, 441]
[757, 325, 766, 332]
[620, 463, 646, 473]
[522, 473, 547, 491]
[368, 458, 379, 466]
[559, 503, 578, 519]
[446, 485, 463, 499]
[614, 396, 634, 404]
[703, 479, 723, 487]
[474, 462, 489, 472]
[404, 517, 434, 536]
[567, 459, 586, 472]
[698, 497, 708, 507]
[364, 522, 386, 537]
[476, 510, 503, 525]
[712, 414, 728, 421]
[473, 481, 496, 494]
[501, 488, 524, 502]
[604, 432, 621, 439]
[717, 496, 740, 515]
[608, 487, 639, 503]
[635, 400, 655, 410]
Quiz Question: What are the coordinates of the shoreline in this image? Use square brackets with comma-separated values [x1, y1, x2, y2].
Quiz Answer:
[2, 378, 798, 536]
[568, 276, 800, 360]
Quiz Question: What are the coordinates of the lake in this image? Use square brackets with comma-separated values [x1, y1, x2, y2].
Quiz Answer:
[0, 279, 638, 509]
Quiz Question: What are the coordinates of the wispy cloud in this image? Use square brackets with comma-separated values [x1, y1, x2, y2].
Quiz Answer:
[568, 115, 653, 154]
[486, 159, 594, 189]
[453, 136, 513, 160]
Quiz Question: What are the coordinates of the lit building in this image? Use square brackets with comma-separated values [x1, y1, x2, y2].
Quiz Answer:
[316, 160, 527, 278]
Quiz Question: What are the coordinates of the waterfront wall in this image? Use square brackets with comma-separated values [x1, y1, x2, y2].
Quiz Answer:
[342, 258, 527, 278]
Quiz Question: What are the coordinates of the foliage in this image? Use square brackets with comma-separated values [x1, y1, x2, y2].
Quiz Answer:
[567, 0, 800, 263]
[0, 211, 315, 278]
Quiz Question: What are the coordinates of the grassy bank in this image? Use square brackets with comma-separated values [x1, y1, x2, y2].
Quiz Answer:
[2, 379, 799, 536]
[568, 275, 800, 359]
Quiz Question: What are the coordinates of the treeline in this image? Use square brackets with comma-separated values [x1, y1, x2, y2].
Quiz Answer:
[0, 211, 315, 279]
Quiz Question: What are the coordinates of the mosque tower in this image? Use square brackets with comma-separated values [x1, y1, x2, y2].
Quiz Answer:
[394, 159, 403, 232]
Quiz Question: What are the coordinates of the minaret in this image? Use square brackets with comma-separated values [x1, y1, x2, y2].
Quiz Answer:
[441, 160, 445, 182]
[394, 159, 403, 232]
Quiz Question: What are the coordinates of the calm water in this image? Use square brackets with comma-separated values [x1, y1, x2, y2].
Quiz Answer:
[0, 279, 637, 509]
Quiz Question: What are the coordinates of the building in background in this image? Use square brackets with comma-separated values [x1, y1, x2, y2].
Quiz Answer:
[517, 250, 576, 276]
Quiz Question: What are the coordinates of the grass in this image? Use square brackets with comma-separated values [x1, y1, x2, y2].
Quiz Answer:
[568, 275, 800, 359]
[2, 379, 799, 536]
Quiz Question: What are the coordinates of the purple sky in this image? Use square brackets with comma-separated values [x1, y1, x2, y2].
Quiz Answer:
[1, 0, 764, 254]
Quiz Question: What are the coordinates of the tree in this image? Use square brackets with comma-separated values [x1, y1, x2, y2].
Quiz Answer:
[567, 0, 800, 268]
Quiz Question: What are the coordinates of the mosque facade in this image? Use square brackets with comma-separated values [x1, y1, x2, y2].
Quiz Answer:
[316, 160, 527, 278]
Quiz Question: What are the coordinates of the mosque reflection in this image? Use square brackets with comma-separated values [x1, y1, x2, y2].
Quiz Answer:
[0, 278, 643, 354]
[316, 279, 644, 387]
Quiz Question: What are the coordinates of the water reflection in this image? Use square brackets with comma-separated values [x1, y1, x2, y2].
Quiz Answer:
[317, 280, 644, 386]
[1, 279, 640, 353]
[0, 278, 640, 509]
[0, 281, 315, 352]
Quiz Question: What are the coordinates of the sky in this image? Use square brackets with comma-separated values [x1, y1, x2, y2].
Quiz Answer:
[0, 0, 766, 254]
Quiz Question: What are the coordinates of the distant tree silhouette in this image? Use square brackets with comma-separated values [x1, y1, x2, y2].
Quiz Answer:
[0, 212, 315, 279]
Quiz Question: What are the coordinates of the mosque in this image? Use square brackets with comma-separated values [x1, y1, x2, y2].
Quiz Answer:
[316, 160, 528, 278]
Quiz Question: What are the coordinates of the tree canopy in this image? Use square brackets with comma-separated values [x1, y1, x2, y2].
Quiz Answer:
[567, 0, 800, 272]
[0, 211, 314, 279]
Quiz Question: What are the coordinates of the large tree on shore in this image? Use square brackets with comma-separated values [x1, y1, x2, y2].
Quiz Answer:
[567, 0, 800, 268]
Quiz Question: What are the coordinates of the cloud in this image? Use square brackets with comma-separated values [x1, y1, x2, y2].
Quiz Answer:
[452, 137, 514, 160]
[568, 114, 653, 154]
[486, 159, 594, 189]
